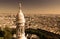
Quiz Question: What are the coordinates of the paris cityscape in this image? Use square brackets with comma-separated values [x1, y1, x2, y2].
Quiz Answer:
[0, 0, 60, 39]
[0, 13, 60, 39]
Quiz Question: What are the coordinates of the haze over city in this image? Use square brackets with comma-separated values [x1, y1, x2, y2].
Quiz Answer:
[0, 0, 60, 14]
[0, 0, 60, 39]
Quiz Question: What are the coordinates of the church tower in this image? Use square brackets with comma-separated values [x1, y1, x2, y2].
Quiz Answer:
[16, 3, 27, 39]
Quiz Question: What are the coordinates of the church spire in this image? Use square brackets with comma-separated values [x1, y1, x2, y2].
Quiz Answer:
[19, 3, 22, 10]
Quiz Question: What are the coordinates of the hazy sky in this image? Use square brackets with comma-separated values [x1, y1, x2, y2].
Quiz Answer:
[0, 0, 60, 14]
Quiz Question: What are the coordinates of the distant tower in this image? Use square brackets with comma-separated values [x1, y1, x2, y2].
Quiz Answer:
[16, 3, 27, 39]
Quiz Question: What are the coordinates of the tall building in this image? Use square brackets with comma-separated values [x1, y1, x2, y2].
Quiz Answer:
[16, 3, 27, 39]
